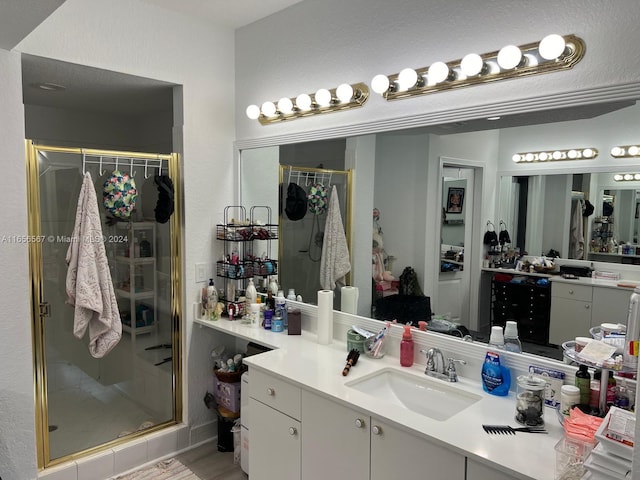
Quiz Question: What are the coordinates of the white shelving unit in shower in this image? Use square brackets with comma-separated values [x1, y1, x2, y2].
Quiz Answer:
[114, 221, 158, 342]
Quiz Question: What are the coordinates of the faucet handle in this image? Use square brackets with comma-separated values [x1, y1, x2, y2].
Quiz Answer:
[420, 348, 436, 372]
[446, 358, 466, 382]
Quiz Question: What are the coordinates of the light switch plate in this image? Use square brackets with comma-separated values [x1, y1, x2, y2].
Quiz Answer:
[196, 263, 212, 283]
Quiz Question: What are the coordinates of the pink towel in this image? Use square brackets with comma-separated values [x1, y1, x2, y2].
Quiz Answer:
[66, 172, 121, 358]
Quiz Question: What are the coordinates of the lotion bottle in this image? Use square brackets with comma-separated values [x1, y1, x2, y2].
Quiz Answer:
[400, 325, 414, 367]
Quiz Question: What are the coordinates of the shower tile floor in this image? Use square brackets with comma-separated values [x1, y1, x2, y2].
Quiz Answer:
[47, 339, 168, 460]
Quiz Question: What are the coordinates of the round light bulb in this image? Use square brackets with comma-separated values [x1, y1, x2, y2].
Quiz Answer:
[582, 148, 595, 158]
[552, 150, 563, 160]
[261, 101, 277, 117]
[634, 174, 640, 181]
[611, 146, 625, 157]
[246, 104, 261, 120]
[512, 154, 522, 163]
[397, 68, 418, 91]
[428, 62, 451, 84]
[614, 174, 624, 181]
[336, 83, 354, 103]
[277, 97, 293, 114]
[567, 149, 578, 159]
[460, 53, 484, 77]
[295, 93, 312, 111]
[371, 74, 390, 94]
[629, 146, 640, 156]
[315, 88, 332, 107]
[538, 34, 566, 60]
[497, 45, 523, 70]
[539, 152, 549, 161]
[624, 174, 634, 181]
[525, 153, 534, 162]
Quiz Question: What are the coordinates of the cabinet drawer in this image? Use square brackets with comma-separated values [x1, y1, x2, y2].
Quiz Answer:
[250, 369, 301, 420]
[552, 282, 592, 302]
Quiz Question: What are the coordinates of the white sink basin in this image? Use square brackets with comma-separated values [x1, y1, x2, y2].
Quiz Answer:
[346, 368, 481, 421]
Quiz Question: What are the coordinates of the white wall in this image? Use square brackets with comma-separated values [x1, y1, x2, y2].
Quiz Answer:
[235, 0, 640, 143]
[0, 48, 37, 480]
[1, 0, 236, 477]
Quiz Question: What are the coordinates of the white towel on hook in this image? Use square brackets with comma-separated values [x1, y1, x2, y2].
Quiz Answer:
[65, 172, 122, 358]
[320, 185, 351, 290]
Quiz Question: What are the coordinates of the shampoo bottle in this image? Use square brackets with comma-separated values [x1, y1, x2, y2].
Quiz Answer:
[400, 325, 414, 367]
[245, 278, 257, 310]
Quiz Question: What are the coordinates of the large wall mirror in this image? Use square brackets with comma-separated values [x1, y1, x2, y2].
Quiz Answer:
[239, 98, 640, 363]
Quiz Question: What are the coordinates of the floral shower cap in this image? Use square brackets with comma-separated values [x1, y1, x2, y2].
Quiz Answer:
[103, 170, 138, 218]
[307, 183, 328, 215]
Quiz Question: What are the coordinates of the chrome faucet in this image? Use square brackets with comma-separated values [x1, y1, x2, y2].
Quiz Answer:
[420, 348, 466, 382]
[421, 348, 445, 375]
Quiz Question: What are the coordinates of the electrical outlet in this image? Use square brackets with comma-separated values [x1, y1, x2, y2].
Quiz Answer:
[195, 263, 208, 283]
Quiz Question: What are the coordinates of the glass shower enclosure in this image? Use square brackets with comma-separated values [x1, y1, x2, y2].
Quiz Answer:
[26, 142, 182, 467]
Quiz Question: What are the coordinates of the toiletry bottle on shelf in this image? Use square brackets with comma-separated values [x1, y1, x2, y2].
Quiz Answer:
[488, 326, 505, 350]
[575, 364, 591, 405]
[400, 325, 414, 367]
[139, 231, 152, 257]
[269, 276, 279, 296]
[275, 290, 287, 328]
[245, 278, 257, 310]
[481, 349, 511, 396]
[503, 321, 522, 353]
[206, 279, 219, 321]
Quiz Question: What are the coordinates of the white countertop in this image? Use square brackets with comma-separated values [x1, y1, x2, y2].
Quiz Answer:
[483, 267, 639, 291]
[196, 316, 565, 480]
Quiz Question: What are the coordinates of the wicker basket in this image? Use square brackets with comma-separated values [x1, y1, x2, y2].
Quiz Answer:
[213, 366, 247, 383]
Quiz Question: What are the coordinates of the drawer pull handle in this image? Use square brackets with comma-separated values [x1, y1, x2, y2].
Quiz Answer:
[289, 426, 297, 435]
[585, 305, 590, 309]
[569, 290, 574, 294]
[372, 425, 382, 435]
[266, 387, 275, 396]
[355, 418, 365, 428]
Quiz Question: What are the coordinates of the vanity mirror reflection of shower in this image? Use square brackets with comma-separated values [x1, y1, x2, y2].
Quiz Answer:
[29, 144, 181, 463]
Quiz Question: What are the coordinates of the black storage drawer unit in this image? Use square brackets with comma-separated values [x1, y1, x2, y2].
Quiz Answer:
[490, 275, 551, 345]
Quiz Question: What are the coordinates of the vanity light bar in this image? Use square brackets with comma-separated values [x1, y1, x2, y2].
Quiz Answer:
[613, 173, 640, 182]
[512, 148, 598, 163]
[610, 145, 640, 158]
[246, 82, 370, 125]
[371, 34, 585, 101]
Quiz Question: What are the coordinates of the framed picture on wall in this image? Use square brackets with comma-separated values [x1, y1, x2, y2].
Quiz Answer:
[446, 187, 464, 213]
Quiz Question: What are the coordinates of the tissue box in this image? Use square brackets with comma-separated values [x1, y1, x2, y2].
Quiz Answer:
[528, 365, 565, 408]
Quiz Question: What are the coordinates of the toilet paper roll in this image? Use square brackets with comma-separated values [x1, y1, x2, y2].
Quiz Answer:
[317, 289, 334, 345]
[341, 286, 359, 315]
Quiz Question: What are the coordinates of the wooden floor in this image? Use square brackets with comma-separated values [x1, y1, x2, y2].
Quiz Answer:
[175, 441, 248, 480]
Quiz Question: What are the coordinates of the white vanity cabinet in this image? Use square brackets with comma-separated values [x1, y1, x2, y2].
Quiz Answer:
[549, 282, 633, 344]
[549, 283, 593, 345]
[301, 390, 466, 480]
[466, 458, 518, 480]
[590, 286, 631, 326]
[249, 369, 302, 480]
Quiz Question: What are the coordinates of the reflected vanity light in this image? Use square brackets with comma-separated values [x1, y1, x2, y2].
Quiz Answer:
[246, 82, 369, 125]
[613, 173, 640, 182]
[610, 145, 640, 158]
[512, 147, 598, 163]
[371, 33, 584, 101]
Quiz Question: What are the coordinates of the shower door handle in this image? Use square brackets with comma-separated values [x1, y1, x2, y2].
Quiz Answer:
[39, 302, 51, 318]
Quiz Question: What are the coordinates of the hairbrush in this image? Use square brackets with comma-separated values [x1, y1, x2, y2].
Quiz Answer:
[342, 349, 360, 376]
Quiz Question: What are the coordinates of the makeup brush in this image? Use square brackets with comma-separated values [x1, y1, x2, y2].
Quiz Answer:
[342, 349, 360, 376]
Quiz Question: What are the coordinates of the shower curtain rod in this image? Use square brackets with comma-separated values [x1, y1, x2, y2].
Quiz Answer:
[81, 151, 165, 179]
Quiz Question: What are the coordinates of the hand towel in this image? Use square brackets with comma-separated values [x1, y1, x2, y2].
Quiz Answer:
[320, 185, 351, 290]
[66, 172, 122, 358]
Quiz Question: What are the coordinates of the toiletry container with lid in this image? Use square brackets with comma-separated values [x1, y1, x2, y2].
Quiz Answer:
[400, 325, 414, 367]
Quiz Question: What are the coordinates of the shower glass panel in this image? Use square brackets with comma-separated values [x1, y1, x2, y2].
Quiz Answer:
[30, 145, 179, 464]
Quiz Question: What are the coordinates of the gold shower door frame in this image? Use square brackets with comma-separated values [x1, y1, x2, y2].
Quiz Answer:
[26, 141, 183, 469]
